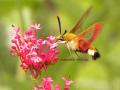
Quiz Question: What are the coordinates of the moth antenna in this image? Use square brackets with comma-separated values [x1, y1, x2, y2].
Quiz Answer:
[57, 16, 62, 35]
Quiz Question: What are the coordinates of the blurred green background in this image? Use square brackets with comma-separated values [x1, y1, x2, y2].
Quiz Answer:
[0, 0, 120, 90]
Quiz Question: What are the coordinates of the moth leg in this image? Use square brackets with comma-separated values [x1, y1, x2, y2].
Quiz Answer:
[75, 51, 88, 61]
[65, 42, 76, 60]
[74, 51, 80, 57]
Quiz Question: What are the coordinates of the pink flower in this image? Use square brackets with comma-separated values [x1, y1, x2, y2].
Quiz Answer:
[42, 77, 53, 90]
[34, 77, 53, 90]
[62, 77, 74, 90]
[54, 84, 60, 90]
[62, 77, 74, 86]
[31, 23, 41, 30]
[34, 77, 74, 90]
[10, 24, 59, 78]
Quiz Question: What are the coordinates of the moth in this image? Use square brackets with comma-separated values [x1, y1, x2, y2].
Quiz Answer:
[56, 7, 103, 60]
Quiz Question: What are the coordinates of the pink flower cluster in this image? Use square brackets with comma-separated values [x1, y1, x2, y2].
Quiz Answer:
[10, 24, 59, 78]
[34, 77, 74, 90]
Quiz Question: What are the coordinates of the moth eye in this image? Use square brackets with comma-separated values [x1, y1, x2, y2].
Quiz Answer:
[58, 36, 64, 41]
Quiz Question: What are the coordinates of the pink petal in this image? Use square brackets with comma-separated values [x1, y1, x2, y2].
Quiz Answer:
[54, 84, 60, 90]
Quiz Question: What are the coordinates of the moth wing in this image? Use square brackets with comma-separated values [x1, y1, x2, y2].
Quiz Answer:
[70, 7, 92, 33]
[78, 22, 103, 44]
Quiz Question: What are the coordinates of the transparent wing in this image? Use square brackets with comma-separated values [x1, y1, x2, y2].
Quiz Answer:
[78, 22, 103, 44]
[70, 6, 92, 33]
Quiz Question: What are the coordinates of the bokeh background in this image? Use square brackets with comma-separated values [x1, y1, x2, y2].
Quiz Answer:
[0, 0, 120, 90]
